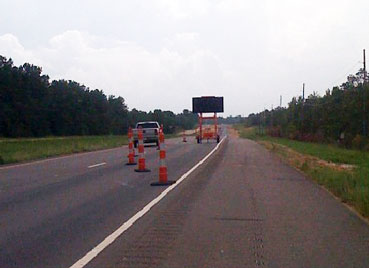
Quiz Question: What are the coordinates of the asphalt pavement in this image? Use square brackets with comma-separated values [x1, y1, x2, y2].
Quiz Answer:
[86, 132, 369, 268]
[1, 129, 369, 268]
[0, 135, 220, 268]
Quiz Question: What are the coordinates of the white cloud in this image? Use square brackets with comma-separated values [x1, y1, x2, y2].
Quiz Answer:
[265, 0, 350, 62]
[0, 30, 229, 113]
[215, 0, 253, 13]
[154, 0, 212, 19]
[1, 0, 369, 116]
[0, 34, 43, 66]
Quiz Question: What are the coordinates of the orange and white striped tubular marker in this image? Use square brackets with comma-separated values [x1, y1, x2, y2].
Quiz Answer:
[159, 130, 167, 182]
[151, 127, 176, 186]
[182, 130, 187, 142]
[126, 127, 136, 165]
[134, 127, 150, 172]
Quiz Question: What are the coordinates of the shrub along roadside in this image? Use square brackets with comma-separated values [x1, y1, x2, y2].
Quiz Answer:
[244, 83, 369, 149]
[235, 125, 369, 219]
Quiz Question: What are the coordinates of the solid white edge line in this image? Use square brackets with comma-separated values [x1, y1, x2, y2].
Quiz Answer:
[69, 135, 227, 268]
[87, 162, 107, 168]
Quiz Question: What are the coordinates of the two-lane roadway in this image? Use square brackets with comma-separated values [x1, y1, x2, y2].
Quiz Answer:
[1, 127, 369, 268]
[0, 134, 222, 268]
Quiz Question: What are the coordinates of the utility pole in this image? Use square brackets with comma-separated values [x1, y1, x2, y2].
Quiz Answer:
[280, 95, 282, 107]
[363, 49, 367, 136]
[263, 107, 266, 135]
[301, 83, 305, 136]
[364, 49, 367, 82]
[271, 104, 273, 129]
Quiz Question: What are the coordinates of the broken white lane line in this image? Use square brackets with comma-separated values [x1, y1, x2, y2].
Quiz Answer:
[88, 162, 106, 168]
[69, 136, 227, 268]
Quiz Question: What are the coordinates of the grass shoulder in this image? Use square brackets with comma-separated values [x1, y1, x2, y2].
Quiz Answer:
[235, 125, 369, 219]
[0, 135, 128, 165]
[0, 130, 188, 166]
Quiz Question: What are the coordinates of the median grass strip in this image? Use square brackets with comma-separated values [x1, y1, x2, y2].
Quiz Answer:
[0, 131, 191, 166]
[236, 125, 369, 219]
[0, 135, 128, 165]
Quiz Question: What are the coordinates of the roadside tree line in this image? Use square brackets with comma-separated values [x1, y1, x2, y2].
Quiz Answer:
[0, 55, 197, 137]
[245, 81, 369, 149]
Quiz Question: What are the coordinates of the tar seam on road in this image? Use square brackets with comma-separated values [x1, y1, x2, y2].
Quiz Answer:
[87, 162, 107, 168]
[68, 136, 227, 268]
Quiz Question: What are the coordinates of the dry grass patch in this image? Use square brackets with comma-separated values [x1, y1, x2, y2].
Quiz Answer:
[259, 141, 356, 172]
[234, 125, 369, 219]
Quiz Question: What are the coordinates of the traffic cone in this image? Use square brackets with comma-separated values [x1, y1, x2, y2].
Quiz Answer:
[134, 127, 150, 172]
[126, 127, 136, 165]
[151, 127, 176, 186]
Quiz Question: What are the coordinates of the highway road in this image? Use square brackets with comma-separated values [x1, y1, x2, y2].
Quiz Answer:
[1, 127, 369, 267]
[0, 132, 223, 268]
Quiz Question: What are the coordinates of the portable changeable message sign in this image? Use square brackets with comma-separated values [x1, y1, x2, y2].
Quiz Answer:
[192, 96, 224, 144]
[192, 96, 224, 113]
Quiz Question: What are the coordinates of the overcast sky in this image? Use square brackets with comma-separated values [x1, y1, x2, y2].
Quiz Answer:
[1, 0, 368, 116]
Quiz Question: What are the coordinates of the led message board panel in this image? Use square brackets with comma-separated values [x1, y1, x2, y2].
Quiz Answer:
[192, 96, 224, 113]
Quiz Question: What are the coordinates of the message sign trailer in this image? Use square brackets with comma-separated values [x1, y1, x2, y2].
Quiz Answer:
[192, 96, 224, 144]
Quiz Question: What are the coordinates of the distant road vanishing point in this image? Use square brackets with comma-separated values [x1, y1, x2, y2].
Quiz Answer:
[0, 127, 368, 268]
